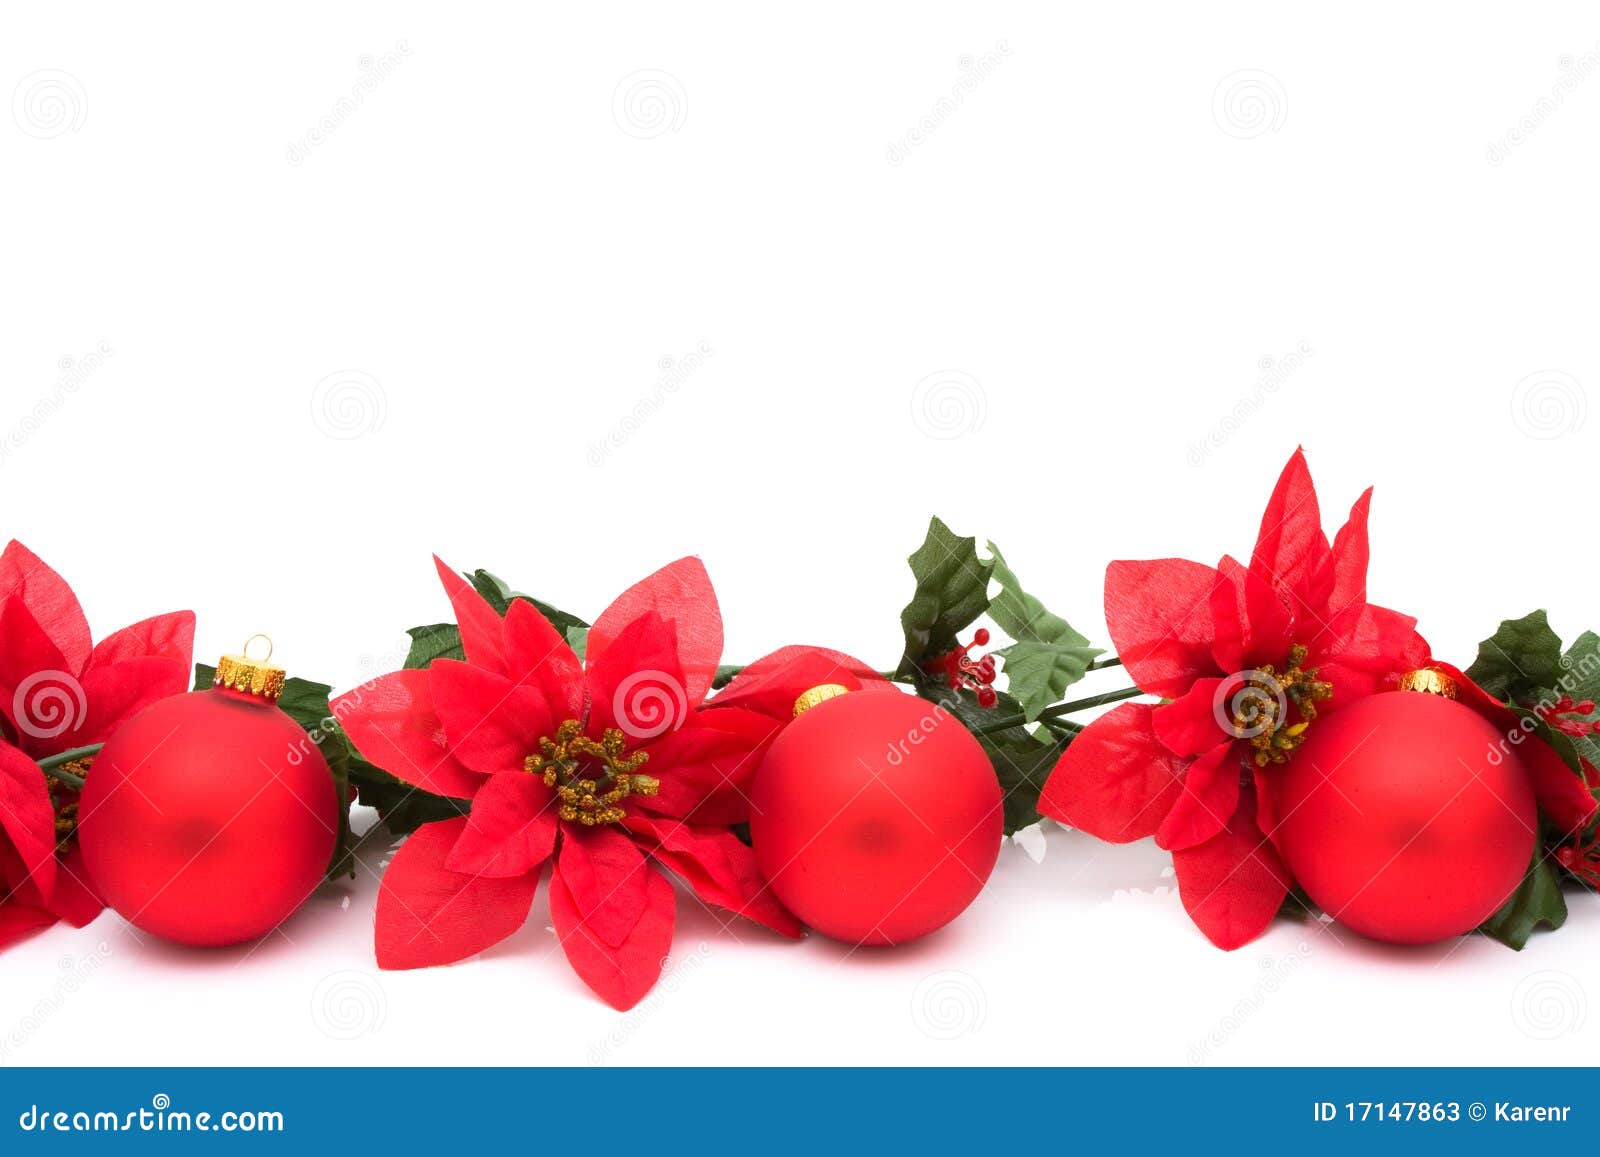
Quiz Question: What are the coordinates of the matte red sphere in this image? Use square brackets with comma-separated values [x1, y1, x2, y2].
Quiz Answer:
[750, 690, 1003, 946]
[78, 688, 340, 947]
[1274, 691, 1535, 945]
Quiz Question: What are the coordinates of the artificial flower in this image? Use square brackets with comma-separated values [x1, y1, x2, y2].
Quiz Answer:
[0, 541, 194, 948]
[1038, 450, 1429, 949]
[335, 556, 803, 1009]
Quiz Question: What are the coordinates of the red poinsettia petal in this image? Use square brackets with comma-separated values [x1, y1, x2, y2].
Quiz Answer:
[333, 670, 484, 801]
[1172, 784, 1291, 950]
[71, 655, 190, 749]
[632, 707, 779, 826]
[1209, 555, 1295, 675]
[0, 542, 92, 676]
[432, 555, 508, 676]
[444, 771, 559, 878]
[1155, 741, 1241, 851]
[87, 611, 196, 670]
[0, 741, 57, 903]
[1248, 449, 1334, 625]
[709, 645, 893, 721]
[587, 558, 723, 705]
[0, 599, 72, 757]
[1438, 662, 1599, 836]
[502, 599, 585, 723]
[49, 843, 105, 928]
[0, 900, 56, 951]
[1105, 558, 1224, 699]
[627, 812, 801, 938]
[553, 824, 651, 949]
[584, 613, 691, 741]
[375, 817, 539, 970]
[550, 857, 674, 1011]
[1327, 488, 1373, 618]
[429, 659, 552, 777]
[1314, 601, 1430, 705]
[1153, 677, 1228, 757]
[1037, 703, 1185, 843]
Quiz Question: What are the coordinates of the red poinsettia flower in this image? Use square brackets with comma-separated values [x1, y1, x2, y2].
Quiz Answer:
[334, 556, 806, 1010]
[1038, 450, 1430, 949]
[0, 541, 195, 949]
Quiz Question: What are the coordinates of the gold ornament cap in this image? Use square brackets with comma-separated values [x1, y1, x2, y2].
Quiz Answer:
[214, 634, 287, 702]
[1399, 667, 1459, 700]
[793, 683, 850, 717]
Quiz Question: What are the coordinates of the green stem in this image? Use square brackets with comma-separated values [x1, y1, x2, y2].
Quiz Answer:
[1088, 656, 1123, 671]
[970, 686, 1143, 736]
[36, 743, 101, 791]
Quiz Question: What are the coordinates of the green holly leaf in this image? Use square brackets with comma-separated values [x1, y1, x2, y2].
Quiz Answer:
[193, 663, 356, 879]
[987, 543, 1101, 722]
[1481, 850, 1568, 950]
[404, 623, 464, 669]
[1557, 631, 1600, 768]
[566, 625, 589, 663]
[896, 517, 995, 679]
[1465, 611, 1564, 701]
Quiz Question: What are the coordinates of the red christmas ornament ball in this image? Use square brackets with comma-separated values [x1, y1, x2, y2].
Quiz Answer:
[1274, 689, 1536, 945]
[751, 688, 1003, 946]
[79, 659, 340, 947]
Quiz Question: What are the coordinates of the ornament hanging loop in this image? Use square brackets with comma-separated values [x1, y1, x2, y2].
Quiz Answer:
[242, 633, 275, 663]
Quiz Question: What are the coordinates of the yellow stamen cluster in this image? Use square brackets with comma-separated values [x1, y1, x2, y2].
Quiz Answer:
[1237, 644, 1333, 767]
[49, 757, 93, 845]
[525, 719, 657, 826]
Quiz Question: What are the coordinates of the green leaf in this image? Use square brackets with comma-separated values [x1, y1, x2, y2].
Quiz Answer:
[1465, 611, 1564, 701]
[1557, 631, 1600, 769]
[988, 542, 1102, 721]
[466, 568, 588, 635]
[1481, 850, 1568, 950]
[346, 763, 469, 837]
[896, 517, 994, 679]
[193, 663, 356, 879]
[983, 727, 1069, 836]
[565, 625, 589, 663]
[404, 623, 464, 669]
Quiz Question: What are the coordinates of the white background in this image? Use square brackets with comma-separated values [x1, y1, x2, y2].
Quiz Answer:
[2, 3, 1598, 1066]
